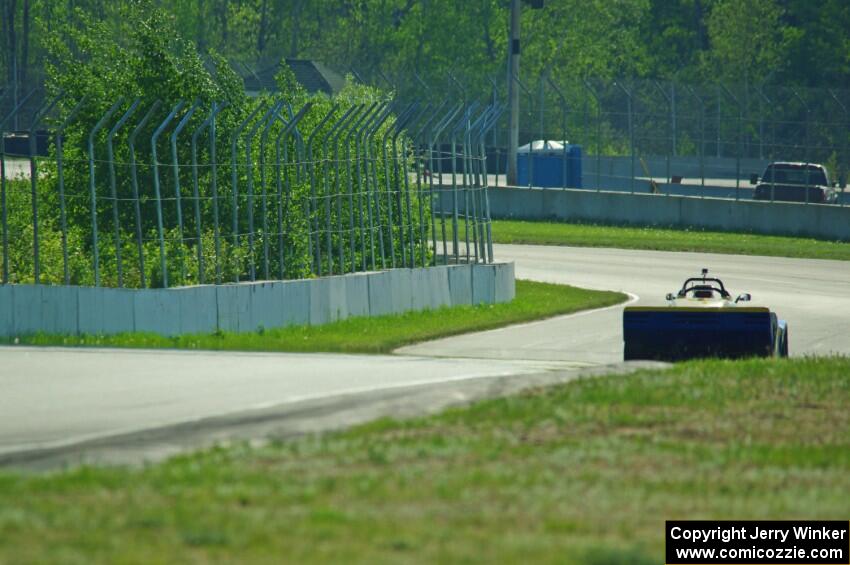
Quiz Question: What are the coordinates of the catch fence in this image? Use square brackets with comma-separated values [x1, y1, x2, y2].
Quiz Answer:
[0, 90, 500, 288]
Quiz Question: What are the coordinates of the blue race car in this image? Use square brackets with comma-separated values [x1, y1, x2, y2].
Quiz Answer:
[623, 269, 788, 361]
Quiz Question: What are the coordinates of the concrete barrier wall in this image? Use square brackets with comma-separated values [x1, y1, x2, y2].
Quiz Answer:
[0, 263, 515, 338]
[581, 155, 770, 186]
[453, 187, 850, 241]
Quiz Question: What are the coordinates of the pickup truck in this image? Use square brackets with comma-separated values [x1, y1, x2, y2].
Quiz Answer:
[750, 162, 843, 204]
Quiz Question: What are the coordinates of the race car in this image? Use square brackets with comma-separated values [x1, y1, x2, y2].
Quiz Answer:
[623, 269, 788, 361]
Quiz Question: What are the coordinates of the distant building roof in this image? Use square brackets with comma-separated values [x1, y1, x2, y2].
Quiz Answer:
[240, 59, 345, 96]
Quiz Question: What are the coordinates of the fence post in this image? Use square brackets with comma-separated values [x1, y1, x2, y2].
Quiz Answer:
[343, 102, 377, 273]
[88, 98, 125, 287]
[28, 92, 64, 284]
[615, 82, 635, 193]
[191, 101, 227, 284]
[55, 96, 88, 285]
[511, 73, 533, 187]
[791, 89, 811, 205]
[105, 98, 140, 288]
[830, 90, 848, 206]
[450, 105, 475, 262]
[410, 102, 441, 267]
[1, 89, 35, 284]
[258, 101, 285, 280]
[480, 105, 504, 263]
[653, 81, 673, 194]
[273, 102, 311, 278]
[429, 103, 463, 265]
[306, 105, 338, 276]
[546, 76, 568, 189]
[128, 100, 162, 289]
[581, 79, 602, 191]
[684, 85, 707, 197]
[355, 103, 388, 271]
[384, 103, 416, 268]
[244, 102, 282, 281]
[150, 100, 185, 289]
[230, 102, 266, 283]
[365, 104, 394, 270]
[719, 84, 743, 200]
[170, 100, 200, 284]
[398, 103, 429, 267]
[329, 105, 365, 274]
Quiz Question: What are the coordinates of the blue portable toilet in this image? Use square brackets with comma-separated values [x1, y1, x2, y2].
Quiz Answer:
[516, 140, 582, 188]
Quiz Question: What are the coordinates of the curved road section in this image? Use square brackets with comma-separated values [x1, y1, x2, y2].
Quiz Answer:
[2, 244, 847, 467]
[401, 244, 850, 362]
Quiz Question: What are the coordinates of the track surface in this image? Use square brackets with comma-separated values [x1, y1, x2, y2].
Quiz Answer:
[2, 244, 847, 467]
[402, 245, 850, 362]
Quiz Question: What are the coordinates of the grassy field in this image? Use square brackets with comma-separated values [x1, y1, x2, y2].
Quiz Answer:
[482, 220, 850, 261]
[6, 280, 625, 354]
[1, 356, 848, 563]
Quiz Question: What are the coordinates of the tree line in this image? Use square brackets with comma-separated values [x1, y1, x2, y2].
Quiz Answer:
[3, 0, 849, 99]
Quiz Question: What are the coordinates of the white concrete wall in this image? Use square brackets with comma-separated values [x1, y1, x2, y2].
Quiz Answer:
[469, 188, 850, 241]
[0, 263, 515, 338]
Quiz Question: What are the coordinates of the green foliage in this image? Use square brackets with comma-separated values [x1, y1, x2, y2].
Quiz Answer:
[1, 2, 430, 287]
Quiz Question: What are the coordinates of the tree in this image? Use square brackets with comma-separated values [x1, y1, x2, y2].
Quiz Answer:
[703, 0, 789, 84]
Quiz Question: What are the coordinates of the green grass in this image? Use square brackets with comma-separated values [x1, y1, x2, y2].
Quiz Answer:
[2, 356, 849, 563]
[484, 220, 850, 261]
[6, 280, 626, 354]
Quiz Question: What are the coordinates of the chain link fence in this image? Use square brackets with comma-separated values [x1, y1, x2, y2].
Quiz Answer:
[1, 91, 498, 289]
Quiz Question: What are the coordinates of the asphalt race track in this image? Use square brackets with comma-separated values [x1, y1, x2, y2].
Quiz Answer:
[401, 244, 850, 362]
[2, 244, 848, 468]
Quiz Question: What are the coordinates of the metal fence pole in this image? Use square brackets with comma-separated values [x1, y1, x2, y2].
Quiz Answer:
[830, 90, 848, 206]
[355, 103, 387, 271]
[55, 96, 88, 285]
[273, 102, 311, 278]
[365, 105, 394, 270]
[398, 103, 429, 267]
[28, 92, 64, 284]
[390, 104, 414, 267]
[170, 100, 200, 284]
[88, 98, 125, 287]
[791, 89, 811, 204]
[581, 79, 601, 191]
[258, 101, 285, 280]
[192, 101, 227, 284]
[719, 84, 742, 200]
[615, 82, 635, 193]
[306, 105, 338, 276]
[653, 81, 673, 194]
[105, 98, 140, 288]
[410, 102, 441, 267]
[684, 85, 707, 197]
[756, 87, 771, 161]
[429, 104, 463, 265]
[1, 89, 35, 284]
[342, 102, 377, 273]
[230, 102, 265, 282]
[245, 102, 281, 281]
[128, 100, 162, 289]
[150, 100, 185, 289]
[330, 105, 365, 274]
[479, 105, 504, 263]
[319, 105, 358, 275]
[546, 76, 568, 188]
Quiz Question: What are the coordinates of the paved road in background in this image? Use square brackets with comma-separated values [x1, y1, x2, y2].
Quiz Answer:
[400, 244, 850, 362]
[3, 244, 847, 467]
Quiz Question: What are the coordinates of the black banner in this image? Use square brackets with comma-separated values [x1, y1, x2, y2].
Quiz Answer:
[666, 521, 849, 564]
